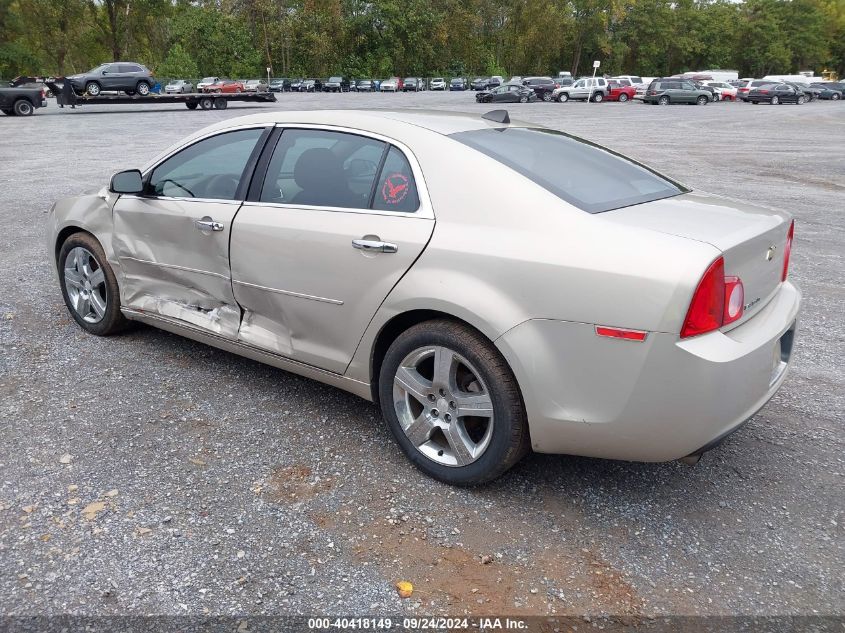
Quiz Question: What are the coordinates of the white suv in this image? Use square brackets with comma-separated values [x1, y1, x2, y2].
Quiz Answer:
[553, 77, 608, 102]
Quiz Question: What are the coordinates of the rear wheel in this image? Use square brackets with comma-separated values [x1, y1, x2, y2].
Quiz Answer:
[771, 95, 780, 105]
[58, 233, 128, 336]
[519, 95, 528, 103]
[832, 93, 841, 101]
[85, 81, 101, 96]
[13, 99, 34, 116]
[199, 97, 214, 110]
[186, 102, 198, 110]
[213, 97, 227, 110]
[542, 92, 552, 102]
[658, 95, 670, 105]
[618, 93, 629, 102]
[591, 92, 604, 102]
[379, 320, 529, 485]
[797, 96, 806, 105]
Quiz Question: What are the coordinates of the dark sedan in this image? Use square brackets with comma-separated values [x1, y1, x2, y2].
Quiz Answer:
[475, 83, 537, 103]
[521, 76, 558, 101]
[471, 77, 490, 90]
[450, 78, 467, 91]
[748, 83, 806, 104]
[355, 79, 375, 92]
[269, 78, 291, 92]
[810, 83, 843, 100]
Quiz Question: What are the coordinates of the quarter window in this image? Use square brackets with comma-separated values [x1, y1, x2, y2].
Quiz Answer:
[147, 128, 264, 200]
[371, 146, 419, 213]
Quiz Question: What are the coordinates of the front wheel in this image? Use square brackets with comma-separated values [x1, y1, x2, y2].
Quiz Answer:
[58, 233, 128, 336]
[519, 95, 528, 103]
[85, 81, 101, 96]
[771, 95, 780, 105]
[557, 92, 569, 102]
[136, 81, 151, 96]
[379, 320, 529, 485]
[697, 95, 708, 105]
[797, 96, 805, 105]
[542, 92, 552, 102]
[832, 93, 841, 101]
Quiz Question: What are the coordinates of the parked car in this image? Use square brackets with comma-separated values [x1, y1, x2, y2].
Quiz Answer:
[0, 83, 47, 115]
[302, 78, 322, 92]
[403, 77, 423, 92]
[642, 78, 711, 105]
[692, 81, 718, 101]
[471, 77, 490, 91]
[784, 82, 819, 101]
[324, 76, 350, 92]
[487, 76, 504, 89]
[449, 77, 467, 91]
[521, 76, 558, 101]
[205, 79, 245, 94]
[748, 83, 806, 105]
[164, 79, 193, 94]
[269, 78, 291, 92]
[810, 83, 843, 100]
[197, 76, 220, 92]
[428, 77, 446, 91]
[606, 79, 636, 102]
[289, 78, 306, 92]
[475, 83, 537, 103]
[356, 79, 375, 92]
[736, 80, 776, 102]
[553, 77, 608, 102]
[50, 110, 800, 484]
[701, 81, 737, 101]
[380, 77, 399, 92]
[67, 62, 154, 97]
[508, 76, 523, 84]
[244, 79, 269, 93]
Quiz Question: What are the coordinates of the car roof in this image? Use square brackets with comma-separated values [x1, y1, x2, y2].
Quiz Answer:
[189, 109, 533, 141]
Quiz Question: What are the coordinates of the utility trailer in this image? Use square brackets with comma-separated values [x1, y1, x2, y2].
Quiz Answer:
[45, 80, 276, 111]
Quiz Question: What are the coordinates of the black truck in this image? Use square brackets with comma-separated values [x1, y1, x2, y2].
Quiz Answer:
[0, 81, 48, 116]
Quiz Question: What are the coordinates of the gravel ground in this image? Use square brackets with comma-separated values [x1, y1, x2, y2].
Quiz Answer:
[0, 92, 843, 619]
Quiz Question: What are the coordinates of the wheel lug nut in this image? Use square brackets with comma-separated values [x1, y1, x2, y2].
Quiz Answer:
[431, 408, 439, 418]
[428, 394, 436, 402]
[439, 388, 446, 397]
[449, 401, 455, 409]
[444, 413, 452, 422]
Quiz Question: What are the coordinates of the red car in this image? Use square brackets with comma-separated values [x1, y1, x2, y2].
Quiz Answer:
[204, 80, 244, 94]
[607, 80, 637, 102]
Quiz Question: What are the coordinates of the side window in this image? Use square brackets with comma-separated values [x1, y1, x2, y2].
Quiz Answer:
[106, 64, 121, 73]
[119, 65, 135, 73]
[148, 128, 264, 200]
[372, 146, 419, 213]
[260, 129, 386, 208]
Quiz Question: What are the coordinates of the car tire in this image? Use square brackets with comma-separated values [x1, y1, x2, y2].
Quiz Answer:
[832, 93, 841, 101]
[771, 96, 780, 105]
[379, 319, 530, 485]
[542, 92, 552, 102]
[658, 95, 670, 105]
[136, 82, 151, 96]
[85, 81, 101, 96]
[557, 92, 569, 102]
[58, 232, 128, 336]
[13, 99, 34, 116]
[618, 93, 629, 102]
[797, 96, 805, 105]
[519, 95, 528, 103]
[592, 92, 604, 102]
[697, 95, 708, 105]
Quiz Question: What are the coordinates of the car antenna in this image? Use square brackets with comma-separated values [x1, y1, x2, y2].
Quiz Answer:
[482, 109, 510, 124]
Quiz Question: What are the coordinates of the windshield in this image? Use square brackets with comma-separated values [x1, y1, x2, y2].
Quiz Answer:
[451, 79, 463, 83]
[329, 77, 342, 82]
[450, 127, 687, 214]
[201, 77, 215, 83]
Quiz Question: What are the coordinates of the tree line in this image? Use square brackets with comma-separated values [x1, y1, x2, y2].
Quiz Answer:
[1, 0, 843, 81]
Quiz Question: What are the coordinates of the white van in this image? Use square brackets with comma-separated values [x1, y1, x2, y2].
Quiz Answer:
[762, 74, 811, 84]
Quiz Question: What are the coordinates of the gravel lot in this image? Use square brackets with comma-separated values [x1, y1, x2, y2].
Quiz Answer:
[0, 92, 843, 619]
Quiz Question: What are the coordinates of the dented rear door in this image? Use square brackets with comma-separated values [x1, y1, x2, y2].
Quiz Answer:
[112, 126, 269, 338]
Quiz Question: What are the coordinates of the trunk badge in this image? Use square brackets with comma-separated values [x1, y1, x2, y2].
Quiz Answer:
[766, 245, 776, 261]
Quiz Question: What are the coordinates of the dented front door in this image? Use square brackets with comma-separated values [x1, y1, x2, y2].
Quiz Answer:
[112, 198, 242, 337]
[111, 127, 268, 338]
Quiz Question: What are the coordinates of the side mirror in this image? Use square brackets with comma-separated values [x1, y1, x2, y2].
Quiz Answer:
[110, 169, 144, 194]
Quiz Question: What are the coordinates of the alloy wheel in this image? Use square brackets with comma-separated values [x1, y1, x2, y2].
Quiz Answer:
[137, 82, 150, 96]
[63, 247, 107, 324]
[392, 345, 494, 467]
[86, 82, 100, 96]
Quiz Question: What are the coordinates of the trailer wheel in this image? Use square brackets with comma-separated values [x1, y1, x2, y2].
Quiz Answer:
[199, 97, 214, 110]
[213, 98, 228, 110]
[186, 102, 198, 110]
[13, 99, 34, 116]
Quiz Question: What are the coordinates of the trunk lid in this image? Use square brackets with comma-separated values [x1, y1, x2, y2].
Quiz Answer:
[604, 191, 792, 325]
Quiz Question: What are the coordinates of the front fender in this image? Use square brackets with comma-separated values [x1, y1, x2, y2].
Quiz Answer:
[47, 187, 117, 276]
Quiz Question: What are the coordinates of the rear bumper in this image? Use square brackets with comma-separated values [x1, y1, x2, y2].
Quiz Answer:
[495, 282, 801, 462]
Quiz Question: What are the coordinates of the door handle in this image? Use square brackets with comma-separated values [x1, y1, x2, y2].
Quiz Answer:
[196, 219, 224, 232]
[352, 238, 398, 253]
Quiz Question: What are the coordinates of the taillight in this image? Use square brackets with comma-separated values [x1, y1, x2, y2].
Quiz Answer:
[782, 220, 794, 281]
[680, 257, 745, 338]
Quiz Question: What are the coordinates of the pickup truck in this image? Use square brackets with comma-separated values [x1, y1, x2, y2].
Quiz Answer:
[0, 83, 48, 116]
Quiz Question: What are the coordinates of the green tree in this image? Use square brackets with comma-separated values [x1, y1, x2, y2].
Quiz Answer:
[157, 43, 199, 79]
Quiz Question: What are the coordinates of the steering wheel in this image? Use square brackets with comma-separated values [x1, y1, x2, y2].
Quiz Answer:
[204, 174, 240, 199]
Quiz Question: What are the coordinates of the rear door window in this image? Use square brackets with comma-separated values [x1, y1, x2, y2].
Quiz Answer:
[450, 127, 686, 214]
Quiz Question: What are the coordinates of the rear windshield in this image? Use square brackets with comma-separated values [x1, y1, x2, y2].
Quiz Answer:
[450, 127, 686, 214]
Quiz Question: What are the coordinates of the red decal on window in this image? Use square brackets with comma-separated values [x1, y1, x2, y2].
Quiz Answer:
[381, 173, 409, 205]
